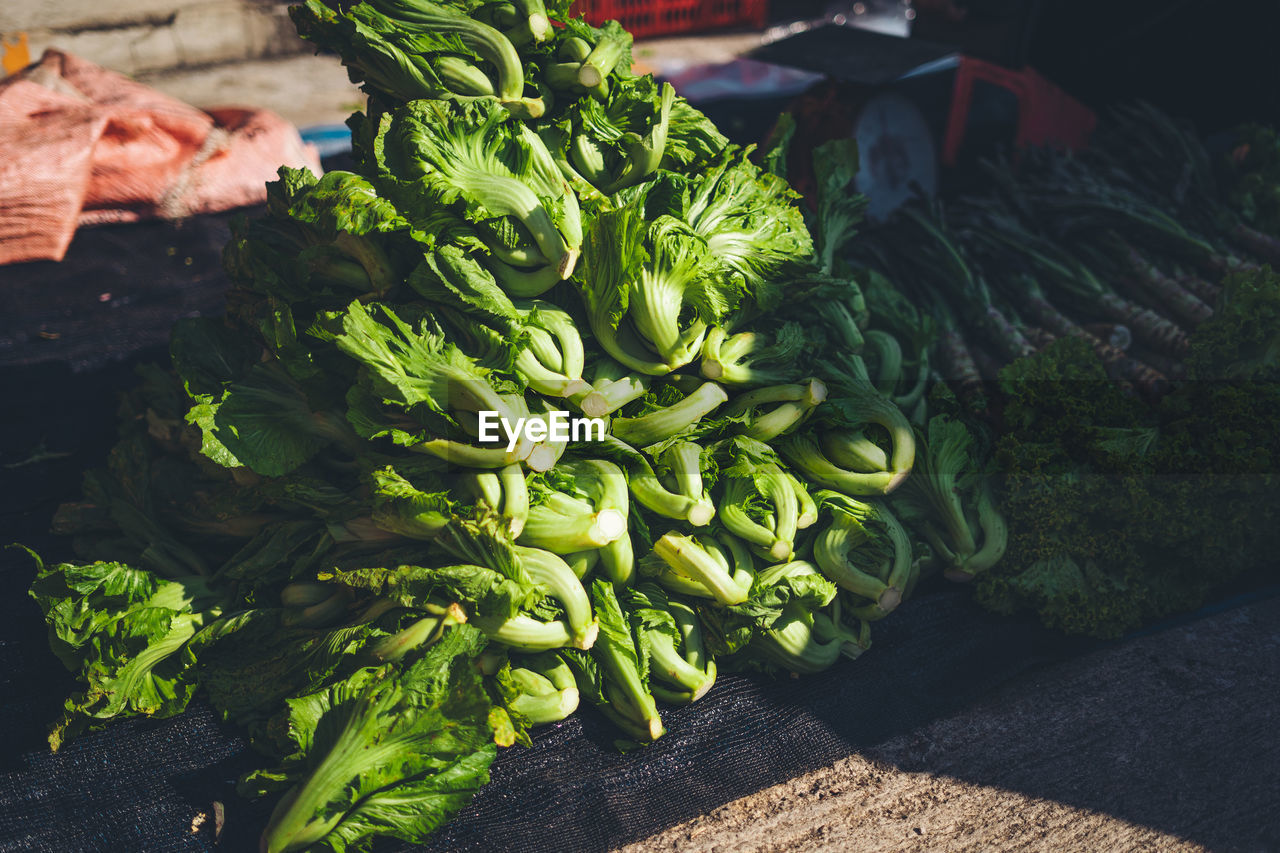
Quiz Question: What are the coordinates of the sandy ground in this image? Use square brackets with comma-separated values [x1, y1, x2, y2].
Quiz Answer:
[137, 53, 365, 129]
[621, 596, 1280, 852]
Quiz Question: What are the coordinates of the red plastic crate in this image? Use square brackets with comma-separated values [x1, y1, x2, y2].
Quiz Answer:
[571, 0, 769, 39]
[942, 56, 1096, 167]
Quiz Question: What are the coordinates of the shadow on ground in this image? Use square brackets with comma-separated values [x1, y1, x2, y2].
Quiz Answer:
[857, 595, 1280, 850]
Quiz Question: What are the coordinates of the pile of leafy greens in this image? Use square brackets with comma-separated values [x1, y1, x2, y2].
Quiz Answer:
[28, 2, 918, 850]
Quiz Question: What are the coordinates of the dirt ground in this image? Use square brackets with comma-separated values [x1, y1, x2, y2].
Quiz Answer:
[621, 596, 1280, 852]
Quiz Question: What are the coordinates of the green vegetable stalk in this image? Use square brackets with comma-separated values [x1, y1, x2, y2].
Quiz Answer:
[374, 99, 581, 279]
[600, 436, 715, 526]
[786, 470, 818, 529]
[253, 627, 497, 853]
[700, 322, 805, 386]
[820, 429, 889, 473]
[794, 353, 916, 495]
[293, 0, 545, 117]
[520, 490, 625, 553]
[550, 77, 677, 194]
[577, 20, 630, 88]
[655, 440, 716, 526]
[459, 463, 529, 538]
[715, 439, 801, 562]
[753, 599, 870, 674]
[812, 492, 913, 620]
[561, 549, 598, 581]
[471, 612, 575, 651]
[649, 532, 754, 605]
[365, 0, 538, 110]
[893, 415, 1006, 582]
[519, 459, 629, 553]
[514, 545, 598, 649]
[365, 602, 469, 663]
[521, 402, 573, 472]
[627, 584, 716, 704]
[507, 652, 580, 724]
[724, 379, 827, 442]
[478, 0, 552, 46]
[334, 301, 535, 468]
[611, 382, 728, 448]
[597, 529, 636, 586]
[512, 299, 590, 398]
[569, 357, 652, 418]
[368, 466, 455, 540]
[576, 192, 740, 375]
[565, 580, 665, 742]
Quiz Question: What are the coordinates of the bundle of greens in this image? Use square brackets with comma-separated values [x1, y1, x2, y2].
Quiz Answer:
[575, 158, 810, 375]
[823, 97, 1280, 637]
[892, 414, 1006, 584]
[814, 491, 914, 621]
[28, 1, 926, 849]
[975, 268, 1280, 637]
[291, 0, 549, 118]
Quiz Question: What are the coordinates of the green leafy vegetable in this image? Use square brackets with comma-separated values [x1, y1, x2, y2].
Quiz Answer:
[27, 556, 226, 750]
[246, 625, 498, 853]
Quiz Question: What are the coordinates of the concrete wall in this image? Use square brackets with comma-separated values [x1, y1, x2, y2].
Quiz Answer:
[1, 1, 307, 76]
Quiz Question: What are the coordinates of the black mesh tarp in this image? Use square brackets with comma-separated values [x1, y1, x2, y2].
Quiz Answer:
[0, 213, 1098, 852]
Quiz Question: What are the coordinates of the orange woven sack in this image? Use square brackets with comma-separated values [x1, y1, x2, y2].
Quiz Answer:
[0, 50, 320, 266]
